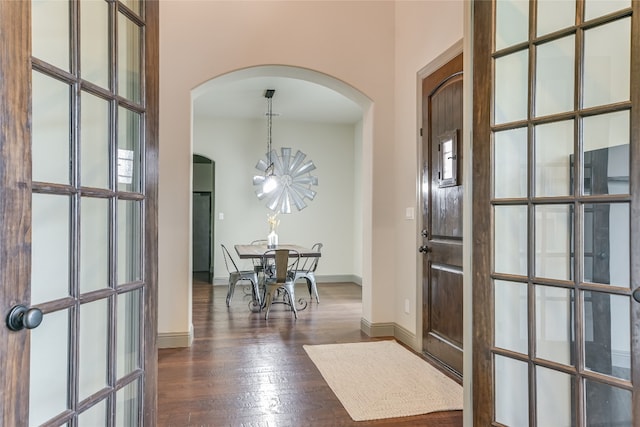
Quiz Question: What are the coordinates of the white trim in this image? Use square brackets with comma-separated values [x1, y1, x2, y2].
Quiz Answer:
[158, 324, 194, 349]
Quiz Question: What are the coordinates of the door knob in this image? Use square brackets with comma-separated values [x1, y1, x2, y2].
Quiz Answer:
[633, 287, 640, 304]
[6, 305, 43, 331]
[418, 245, 432, 253]
[421, 229, 429, 238]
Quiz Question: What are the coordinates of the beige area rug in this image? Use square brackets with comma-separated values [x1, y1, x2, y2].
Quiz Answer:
[303, 340, 463, 421]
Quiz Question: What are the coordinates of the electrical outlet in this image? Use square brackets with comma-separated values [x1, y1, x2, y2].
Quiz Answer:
[404, 299, 410, 314]
[218, 212, 224, 220]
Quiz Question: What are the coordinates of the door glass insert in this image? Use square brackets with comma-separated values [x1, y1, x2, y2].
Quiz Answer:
[117, 289, 141, 379]
[583, 18, 630, 109]
[32, 71, 71, 185]
[29, 309, 70, 426]
[79, 299, 109, 400]
[116, 378, 140, 427]
[118, 13, 142, 103]
[584, 379, 631, 426]
[80, 0, 109, 88]
[78, 400, 107, 426]
[121, 0, 142, 16]
[81, 92, 110, 189]
[494, 280, 528, 354]
[537, 0, 575, 37]
[494, 205, 528, 276]
[495, 50, 528, 125]
[494, 128, 528, 199]
[117, 107, 142, 193]
[117, 200, 142, 284]
[536, 285, 574, 365]
[535, 204, 573, 281]
[495, 0, 529, 50]
[585, 0, 631, 22]
[535, 35, 575, 117]
[535, 120, 574, 197]
[81, 197, 110, 293]
[495, 355, 529, 427]
[32, 0, 69, 71]
[536, 366, 575, 427]
[31, 194, 70, 304]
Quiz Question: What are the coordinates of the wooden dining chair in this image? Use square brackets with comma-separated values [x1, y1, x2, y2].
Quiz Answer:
[294, 242, 322, 303]
[262, 249, 301, 319]
[220, 244, 260, 309]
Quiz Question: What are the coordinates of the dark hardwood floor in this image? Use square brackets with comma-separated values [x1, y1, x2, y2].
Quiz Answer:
[157, 280, 463, 426]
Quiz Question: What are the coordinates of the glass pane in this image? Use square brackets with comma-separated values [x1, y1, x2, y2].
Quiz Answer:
[79, 299, 109, 400]
[32, 194, 70, 304]
[494, 205, 528, 276]
[117, 200, 142, 284]
[121, 0, 141, 15]
[116, 379, 140, 427]
[117, 107, 142, 192]
[535, 120, 574, 197]
[537, 0, 575, 37]
[584, 292, 630, 380]
[81, 0, 109, 88]
[81, 197, 110, 293]
[81, 92, 110, 189]
[535, 35, 575, 117]
[78, 400, 107, 426]
[585, 0, 630, 21]
[583, 203, 629, 287]
[494, 128, 528, 199]
[536, 285, 573, 365]
[583, 18, 630, 109]
[582, 111, 629, 196]
[494, 280, 528, 354]
[32, 0, 70, 70]
[32, 71, 71, 184]
[29, 309, 69, 426]
[535, 204, 573, 281]
[495, 0, 529, 50]
[118, 13, 141, 103]
[536, 367, 575, 427]
[495, 50, 528, 125]
[117, 290, 141, 378]
[585, 379, 631, 426]
[495, 355, 529, 426]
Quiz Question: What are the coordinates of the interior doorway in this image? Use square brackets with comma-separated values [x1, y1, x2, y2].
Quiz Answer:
[192, 155, 215, 283]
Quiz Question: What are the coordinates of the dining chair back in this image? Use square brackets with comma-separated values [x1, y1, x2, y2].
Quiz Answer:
[262, 249, 301, 319]
[221, 244, 260, 309]
[294, 242, 323, 303]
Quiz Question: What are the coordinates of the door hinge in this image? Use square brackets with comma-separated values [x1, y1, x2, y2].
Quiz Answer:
[420, 128, 423, 137]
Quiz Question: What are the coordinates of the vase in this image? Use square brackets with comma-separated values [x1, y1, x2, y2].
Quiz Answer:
[267, 229, 278, 248]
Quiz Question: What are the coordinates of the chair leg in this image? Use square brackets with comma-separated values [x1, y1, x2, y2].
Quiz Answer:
[264, 285, 276, 320]
[283, 283, 298, 319]
[226, 278, 236, 307]
[305, 274, 319, 303]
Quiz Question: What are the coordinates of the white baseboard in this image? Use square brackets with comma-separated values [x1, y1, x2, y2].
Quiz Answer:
[158, 324, 193, 348]
[360, 318, 419, 351]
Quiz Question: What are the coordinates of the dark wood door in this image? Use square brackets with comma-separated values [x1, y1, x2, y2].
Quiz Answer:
[421, 53, 463, 377]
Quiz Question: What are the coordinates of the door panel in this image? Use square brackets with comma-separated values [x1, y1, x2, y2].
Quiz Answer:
[421, 53, 464, 377]
[473, 0, 639, 425]
[0, 1, 158, 425]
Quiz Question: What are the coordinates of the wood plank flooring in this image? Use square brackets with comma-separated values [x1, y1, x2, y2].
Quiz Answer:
[157, 281, 463, 426]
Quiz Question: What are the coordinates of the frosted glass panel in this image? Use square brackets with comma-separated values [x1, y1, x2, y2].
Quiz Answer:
[535, 204, 572, 281]
[535, 36, 575, 117]
[79, 300, 109, 400]
[81, 197, 110, 293]
[118, 107, 142, 192]
[32, 0, 69, 70]
[585, 379, 631, 426]
[117, 200, 142, 284]
[585, 0, 630, 21]
[78, 400, 107, 426]
[494, 128, 527, 199]
[81, 92, 110, 189]
[535, 120, 574, 197]
[494, 205, 528, 276]
[494, 280, 528, 353]
[118, 13, 142, 103]
[32, 194, 70, 304]
[116, 379, 139, 427]
[583, 18, 630, 109]
[583, 203, 629, 287]
[32, 71, 71, 184]
[537, 367, 574, 427]
[537, 0, 575, 37]
[117, 290, 141, 379]
[536, 286, 573, 365]
[582, 111, 629, 196]
[29, 309, 69, 426]
[495, 355, 529, 426]
[495, 0, 529, 50]
[584, 292, 630, 380]
[81, 0, 109, 88]
[495, 50, 528, 124]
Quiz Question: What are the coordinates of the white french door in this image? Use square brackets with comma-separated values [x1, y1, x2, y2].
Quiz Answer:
[0, 1, 158, 425]
[473, 0, 639, 425]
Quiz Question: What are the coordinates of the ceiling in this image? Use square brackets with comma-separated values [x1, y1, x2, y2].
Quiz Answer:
[192, 76, 363, 125]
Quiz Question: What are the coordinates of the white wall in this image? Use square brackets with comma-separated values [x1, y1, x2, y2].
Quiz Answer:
[193, 116, 358, 281]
